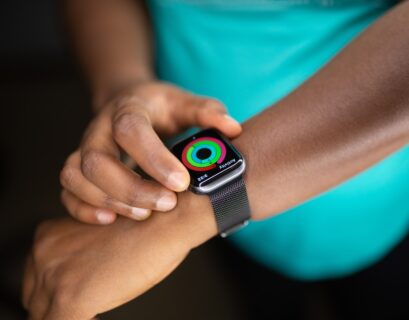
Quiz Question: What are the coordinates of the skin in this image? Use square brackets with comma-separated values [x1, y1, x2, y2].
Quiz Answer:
[59, 82, 241, 224]
[60, 0, 241, 224]
[23, 193, 216, 320]
[24, 0, 409, 319]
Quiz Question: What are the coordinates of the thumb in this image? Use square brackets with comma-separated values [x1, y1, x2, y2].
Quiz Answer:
[178, 97, 242, 138]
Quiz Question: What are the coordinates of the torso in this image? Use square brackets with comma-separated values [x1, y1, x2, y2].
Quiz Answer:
[146, 0, 409, 280]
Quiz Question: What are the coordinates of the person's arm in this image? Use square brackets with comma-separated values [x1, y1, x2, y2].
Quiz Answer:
[238, 0, 409, 219]
[24, 1, 409, 318]
[64, 0, 153, 107]
[61, 0, 241, 224]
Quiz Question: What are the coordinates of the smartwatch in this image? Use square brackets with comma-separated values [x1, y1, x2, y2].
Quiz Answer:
[171, 129, 251, 237]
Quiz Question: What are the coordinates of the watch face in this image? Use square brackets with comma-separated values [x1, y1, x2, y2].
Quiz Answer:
[171, 129, 244, 191]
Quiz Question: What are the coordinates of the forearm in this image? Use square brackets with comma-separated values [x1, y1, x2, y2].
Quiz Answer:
[183, 1, 409, 245]
[237, 1, 409, 220]
[64, 0, 154, 108]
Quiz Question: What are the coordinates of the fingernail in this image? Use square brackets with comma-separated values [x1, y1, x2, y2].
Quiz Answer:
[131, 207, 151, 220]
[96, 209, 115, 224]
[223, 114, 240, 125]
[156, 194, 177, 211]
[168, 172, 189, 191]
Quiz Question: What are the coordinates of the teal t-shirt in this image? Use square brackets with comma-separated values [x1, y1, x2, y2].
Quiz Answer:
[146, 0, 409, 280]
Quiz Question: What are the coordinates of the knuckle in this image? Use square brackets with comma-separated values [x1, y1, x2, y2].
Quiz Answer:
[32, 238, 48, 264]
[124, 180, 145, 207]
[125, 189, 142, 208]
[203, 98, 225, 112]
[101, 193, 115, 208]
[148, 90, 168, 109]
[34, 221, 52, 243]
[59, 165, 75, 189]
[134, 82, 168, 104]
[112, 111, 148, 139]
[65, 150, 80, 165]
[81, 150, 104, 179]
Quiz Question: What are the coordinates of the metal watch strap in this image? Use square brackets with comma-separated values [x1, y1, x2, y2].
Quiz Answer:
[209, 176, 251, 237]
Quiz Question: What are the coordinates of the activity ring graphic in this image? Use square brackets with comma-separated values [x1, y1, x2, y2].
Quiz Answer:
[181, 137, 226, 171]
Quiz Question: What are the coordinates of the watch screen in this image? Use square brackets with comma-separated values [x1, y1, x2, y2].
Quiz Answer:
[171, 129, 243, 188]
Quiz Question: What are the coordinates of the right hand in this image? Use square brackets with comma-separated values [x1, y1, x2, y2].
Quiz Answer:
[60, 81, 242, 224]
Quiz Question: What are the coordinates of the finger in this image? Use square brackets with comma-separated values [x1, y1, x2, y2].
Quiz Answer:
[81, 149, 177, 212]
[61, 160, 118, 223]
[175, 97, 242, 138]
[61, 190, 151, 224]
[61, 152, 153, 222]
[60, 190, 120, 224]
[61, 189, 153, 224]
[81, 114, 178, 212]
[22, 254, 35, 310]
[112, 105, 190, 192]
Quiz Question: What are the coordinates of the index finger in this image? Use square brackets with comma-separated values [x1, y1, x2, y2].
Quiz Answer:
[112, 105, 190, 192]
[79, 112, 178, 214]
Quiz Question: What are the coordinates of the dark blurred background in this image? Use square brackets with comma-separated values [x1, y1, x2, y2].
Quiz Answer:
[0, 1, 245, 319]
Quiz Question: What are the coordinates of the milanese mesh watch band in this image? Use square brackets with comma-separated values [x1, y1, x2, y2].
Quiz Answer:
[209, 176, 251, 237]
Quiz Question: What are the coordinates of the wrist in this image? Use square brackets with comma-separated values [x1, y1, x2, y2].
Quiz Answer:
[164, 191, 217, 250]
[124, 190, 217, 252]
[92, 70, 155, 111]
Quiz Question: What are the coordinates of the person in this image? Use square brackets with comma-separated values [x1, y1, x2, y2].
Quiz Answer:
[23, 0, 409, 319]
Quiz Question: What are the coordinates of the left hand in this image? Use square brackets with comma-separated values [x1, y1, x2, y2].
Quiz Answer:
[22, 193, 216, 320]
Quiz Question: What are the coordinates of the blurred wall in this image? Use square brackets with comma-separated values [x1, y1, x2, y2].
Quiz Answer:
[0, 0, 66, 66]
